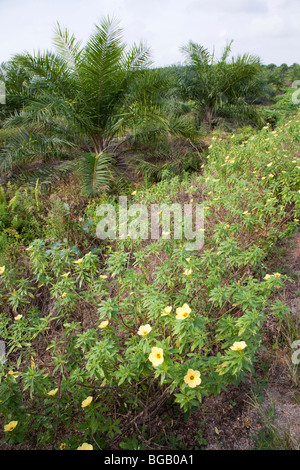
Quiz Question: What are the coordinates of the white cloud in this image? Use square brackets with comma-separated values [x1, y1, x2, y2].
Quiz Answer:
[0, 0, 299, 66]
[186, 0, 268, 13]
[249, 15, 286, 37]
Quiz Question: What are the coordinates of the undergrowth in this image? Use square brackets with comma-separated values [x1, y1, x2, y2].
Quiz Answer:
[0, 112, 299, 450]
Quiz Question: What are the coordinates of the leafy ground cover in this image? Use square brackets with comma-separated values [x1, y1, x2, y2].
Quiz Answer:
[0, 108, 299, 450]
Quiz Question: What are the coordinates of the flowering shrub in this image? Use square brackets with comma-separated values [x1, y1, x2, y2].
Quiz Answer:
[0, 111, 299, 449]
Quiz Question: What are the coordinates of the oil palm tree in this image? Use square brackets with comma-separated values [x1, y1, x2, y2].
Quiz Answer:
[0, 17, 176, 195]
[179, 40, 264, 128]
[0, 60, 31, 124]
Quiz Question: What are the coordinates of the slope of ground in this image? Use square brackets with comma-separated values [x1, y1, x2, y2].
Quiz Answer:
[0, 112, 299, 450]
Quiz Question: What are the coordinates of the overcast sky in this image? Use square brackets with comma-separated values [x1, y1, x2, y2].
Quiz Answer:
[0, 0, 299, 67]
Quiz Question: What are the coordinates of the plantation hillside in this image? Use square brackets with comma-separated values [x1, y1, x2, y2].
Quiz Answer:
[0, 17, 299, 451]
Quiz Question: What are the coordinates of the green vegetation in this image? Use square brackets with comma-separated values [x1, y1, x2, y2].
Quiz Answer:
[0, 17, 182, 194]
[0, 16, 299, 450]
[179, 40, 263, 127]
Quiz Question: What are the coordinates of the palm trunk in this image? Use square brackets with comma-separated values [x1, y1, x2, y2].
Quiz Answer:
[204, 107, 215, 128]
[92, 134, 106, 154]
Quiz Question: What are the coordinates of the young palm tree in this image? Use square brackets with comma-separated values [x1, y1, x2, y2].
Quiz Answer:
[179, 40, 264, 128]
[1, 17, 174, 194]
[0, 60, 31, 123]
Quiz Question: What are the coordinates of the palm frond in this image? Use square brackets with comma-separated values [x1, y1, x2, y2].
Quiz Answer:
[180, 42, 211, 68]
[10, 160, 77, 188]
[14, 51, 76, 96]
[220, 40, 233, 63]
[53, 23, 83, 74]
[78, 152, 114, 196]
[0, 124, 75, 172]
[121, 42, 152, 72]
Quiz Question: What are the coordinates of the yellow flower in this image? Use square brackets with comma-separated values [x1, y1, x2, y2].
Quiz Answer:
[61, 272, 70, 278]
[100, 275, 108, 279]
[47, 388, 58, 396]
[148, 347, 164, 367]
[81, 396, 93, 408]
[230, 341, 247, 351]
[137, 324, 152, 336]
[0, 266, 5, 274]
[264, 274, 272, 280]
[74, 258, 84, 264]
[7, 370, 19, 378]
[184, 369, 201, 388]
[14, 314, 22, 321]
[61, 292, 67, 298]
[183, 268, 193, 276]
[175, 303, 191, 320]
[4, 421, 18, 432]
[98, 320, 109, 329]
[77, 443, 93, 450]
[60, 443, 66, 450]
[161, 306, 172, 316]
[274, 272, 281, 278]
